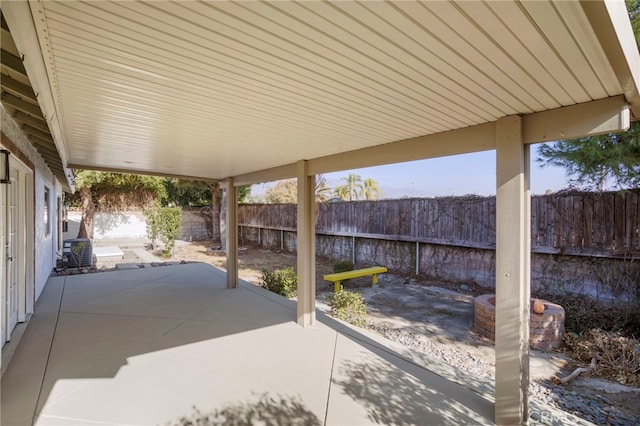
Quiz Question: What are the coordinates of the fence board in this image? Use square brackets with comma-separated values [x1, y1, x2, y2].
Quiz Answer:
[573, 196, 583, 249]
[583, 194, 593, 249]
[624, 192, 638, 251]
[614, 193, 625, 251]
[603, 193, 615, 250]
[232, 190, 639, 258]
[629, 192, 639, 251]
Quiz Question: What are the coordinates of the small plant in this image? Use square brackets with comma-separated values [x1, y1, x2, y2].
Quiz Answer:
[157, 207, 182, 257]
[333, 260, 354, 286]
[145, 209, 160, 250]
[326, 290, 367, 327]
[333, 260, 354, 273]
[261, 267, 297, 298]
[69, 240, 89, 268]
[145, 207, 182, 257]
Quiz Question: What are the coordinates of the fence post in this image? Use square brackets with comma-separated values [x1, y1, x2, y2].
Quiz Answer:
[415, 241, 420, 275]
[281, 229, 284, 251]
[352, 235, 356, 265]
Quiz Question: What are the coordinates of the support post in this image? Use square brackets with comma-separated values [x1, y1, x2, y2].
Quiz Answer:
[495, 116, 531, 425]
[296, 160, 315, 326]
[224, 178, 238, 289]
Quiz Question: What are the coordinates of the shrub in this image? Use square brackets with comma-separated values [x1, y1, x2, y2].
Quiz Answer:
[261, 267, 297, 298]
[157, 207, 182, 256]
[145, 207, 182, 257]
[145, 209, 160, 250]
[333, 260, 354, 273]
[563, 329, 640, 387]
[326, 290, 367, 327]
[333, 260, 354, 287]
[536, 291, 640, 338]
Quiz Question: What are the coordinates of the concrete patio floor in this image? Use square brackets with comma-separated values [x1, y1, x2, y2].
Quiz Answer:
[1, 263, 579, 425]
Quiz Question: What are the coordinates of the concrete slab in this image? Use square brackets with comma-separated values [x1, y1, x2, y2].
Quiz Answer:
[92, 246, 124, 258]
[114, 263, 140, 270]
[327, 332, 494, 425]
[131, 247, 162, 262]
[2, 262, 591, 426]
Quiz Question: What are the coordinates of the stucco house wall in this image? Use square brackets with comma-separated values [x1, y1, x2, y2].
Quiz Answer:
[1, 105, 63, 302]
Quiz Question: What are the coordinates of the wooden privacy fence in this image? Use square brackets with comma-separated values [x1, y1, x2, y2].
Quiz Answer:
[237, 190, 640, 259]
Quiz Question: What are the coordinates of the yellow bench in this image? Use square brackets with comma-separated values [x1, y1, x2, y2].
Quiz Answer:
[323, 266, 388, 292]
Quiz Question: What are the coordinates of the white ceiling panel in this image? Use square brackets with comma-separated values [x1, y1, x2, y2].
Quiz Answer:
[2, 0, 638, 181]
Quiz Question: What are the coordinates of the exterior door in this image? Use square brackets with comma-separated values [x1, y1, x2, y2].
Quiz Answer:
[7, 167, 19, 335]
[1, 170, 6, 345]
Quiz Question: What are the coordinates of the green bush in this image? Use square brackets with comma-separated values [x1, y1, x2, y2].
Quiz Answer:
[333, 260, 354, 287]
[261, 267, 297, 298]
[145, 207, 182, 257]
[326, 290, 367, 327]
[333, 260, 354, 273]
[145, 209, 160, 250]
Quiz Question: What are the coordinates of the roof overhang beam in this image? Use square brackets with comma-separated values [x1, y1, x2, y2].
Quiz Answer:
[1, 74, 38, 103]
[581, 0, 640, 118]
[10, 110, 49, 133]
[233, 163, 298, 187]
[231, 96, 630, 185]
[2, 1, 71, 181]
[67, 163, 218, 183]
[522, 95, 629, 144]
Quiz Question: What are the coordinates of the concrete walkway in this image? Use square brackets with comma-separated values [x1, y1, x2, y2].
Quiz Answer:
[0, 263, 580, 425]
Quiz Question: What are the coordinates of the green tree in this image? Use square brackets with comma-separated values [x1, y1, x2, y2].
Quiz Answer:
[262, 175, 332, 204]
[360, 178, 382, 200]
[314, 175, 333, 203]
[335, 173, 363, 201]
[163, 179, 211, 207]
[144, 207, 182, 256]
[163, 179, 249, 242]
[156, 207, 182, 257]
[264, 179, 297, 203]
[537, 121, 640, 190]
[628, 0, 640, 46]
[537, 1, 640, 191]
[72, 171, 167, 239]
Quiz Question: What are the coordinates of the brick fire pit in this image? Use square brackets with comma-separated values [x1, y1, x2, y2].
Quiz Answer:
[474, 294, 565, 350]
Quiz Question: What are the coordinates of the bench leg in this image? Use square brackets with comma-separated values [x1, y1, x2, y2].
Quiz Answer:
[334, 281, 342, 292]
[372, 274, 378, 285]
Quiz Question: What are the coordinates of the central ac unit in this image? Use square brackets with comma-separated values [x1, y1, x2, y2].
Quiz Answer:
[63, 238, 93, 268]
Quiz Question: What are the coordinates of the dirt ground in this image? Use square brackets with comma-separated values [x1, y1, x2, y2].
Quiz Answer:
[91, 239, 639, 422]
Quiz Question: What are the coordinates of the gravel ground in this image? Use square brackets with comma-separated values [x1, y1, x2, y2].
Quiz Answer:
[367, 321, 640, 426]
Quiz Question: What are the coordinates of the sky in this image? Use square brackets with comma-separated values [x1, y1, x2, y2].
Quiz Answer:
[250, 146, 572, 199]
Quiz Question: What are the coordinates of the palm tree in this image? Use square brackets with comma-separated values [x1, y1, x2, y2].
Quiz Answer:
[334, 185, 350, 201]
[315, 174, 333, 202]
[360, 178, 381, 200]
[335, 173, 362, 201]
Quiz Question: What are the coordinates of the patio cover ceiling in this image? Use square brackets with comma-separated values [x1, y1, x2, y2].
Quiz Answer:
[3, 0, 639, 185]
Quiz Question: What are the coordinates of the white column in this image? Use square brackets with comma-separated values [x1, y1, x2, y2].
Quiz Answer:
[296, 160, 316, 327]
[224, 178, 238, 289]
[495, 115, 531, 425]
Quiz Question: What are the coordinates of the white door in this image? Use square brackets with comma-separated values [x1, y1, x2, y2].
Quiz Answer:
[1, 172, 6, 345]
[7, 168, 19, 335]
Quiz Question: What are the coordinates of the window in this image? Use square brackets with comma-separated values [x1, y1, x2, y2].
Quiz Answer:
[44, 186, 50, 236]
[57, 196, 63, 250]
